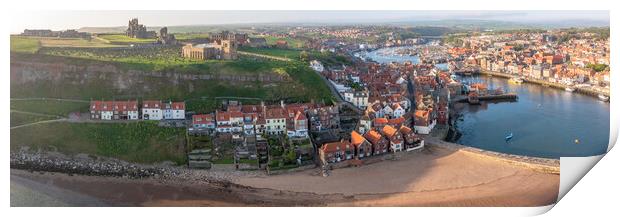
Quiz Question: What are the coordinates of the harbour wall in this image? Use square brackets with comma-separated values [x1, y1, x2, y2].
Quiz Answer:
[478, 70, 609, 97]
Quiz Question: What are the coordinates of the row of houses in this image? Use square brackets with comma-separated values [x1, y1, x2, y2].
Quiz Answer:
[319, 125, 424, 164]
[191, 101, 340, 138]
[90, 100, 185, 120]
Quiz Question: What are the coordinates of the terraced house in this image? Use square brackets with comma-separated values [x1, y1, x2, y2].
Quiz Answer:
[90, 100, 139, 120]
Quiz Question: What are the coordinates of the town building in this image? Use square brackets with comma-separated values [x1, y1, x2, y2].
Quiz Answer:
[191, 114, 216, 130]
[344, 89, 369, 109]
[182, 40, 238, 60]
[163, 101, 185, 120]
[319, 140, 354, 164]
[142, 100, 163, 120]
[90, 100, 139, 120]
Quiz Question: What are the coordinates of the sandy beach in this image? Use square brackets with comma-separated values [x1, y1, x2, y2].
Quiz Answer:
[10, 144, 559, 207]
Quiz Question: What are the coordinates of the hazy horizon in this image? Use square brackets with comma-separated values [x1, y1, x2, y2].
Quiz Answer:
[11, 10, 609, 33]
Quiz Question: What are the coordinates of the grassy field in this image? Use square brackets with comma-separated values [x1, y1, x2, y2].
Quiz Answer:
[10, 99, 90, 116]
[10, 112, 56, 127]
[263, 36, 306, 49]
[39, 37, 121, 48]
[239, 47, 319, 60]
[96, 34, 157, 44]
[10, 36, 124, 53]
[11, 122, 187, 164]
[10, 36, 40, 53]
[174, 33, 210, 40]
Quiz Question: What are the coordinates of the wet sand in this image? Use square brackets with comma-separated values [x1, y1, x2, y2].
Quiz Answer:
[10, 145, 559, 207]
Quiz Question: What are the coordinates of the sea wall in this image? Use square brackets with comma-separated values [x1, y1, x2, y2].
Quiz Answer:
[479, 70, 608, 97]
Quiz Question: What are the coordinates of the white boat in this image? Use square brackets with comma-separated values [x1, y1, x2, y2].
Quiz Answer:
[598, 94, 609, 102]
[565, 86, 576, 92]
[508, 77, 523, 84]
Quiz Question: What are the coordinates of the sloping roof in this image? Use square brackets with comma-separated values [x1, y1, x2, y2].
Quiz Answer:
[382, 125, 398, 137]
[321, 140, 351, 153]
[373, 118, 388, 125]
[363, 130, 383, 144]
[388, 117, 405, 126]
[143, 100, 162, 109]
[399, 125, 413, 134]
[350, 131, 366, 146]
[216, 110, 231, 122]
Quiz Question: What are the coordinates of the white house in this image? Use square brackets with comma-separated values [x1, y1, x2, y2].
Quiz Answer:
[310, 60, 324, 72]
[382, 104, 394, 118]
[265, 108, 286, 135]
[163, 101, 185, 120]
[142, 100, 163, 120]
[391, 103, 406, 118]
[216, 110, 232, 133]
[344, 90, 369, 109]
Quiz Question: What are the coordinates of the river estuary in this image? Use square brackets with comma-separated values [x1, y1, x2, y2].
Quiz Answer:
[361, 46, 610, 159]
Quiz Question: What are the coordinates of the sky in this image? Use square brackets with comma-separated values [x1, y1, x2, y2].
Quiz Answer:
[10, 10, 610, 33]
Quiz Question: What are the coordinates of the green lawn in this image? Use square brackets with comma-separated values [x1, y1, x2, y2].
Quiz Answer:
[239, 47, 319, 60]
[10, 99, 90, 116]
[10, 36, 40, 53]
[11, 122, 187, 164]
[97, 34, 157, 44]
[174, 33, 210, 40]
[262, 36, 306, 48]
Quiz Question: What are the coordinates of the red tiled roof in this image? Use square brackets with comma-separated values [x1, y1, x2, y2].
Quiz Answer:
[265, 107, 286, 119]
[216, 110, 231, 122]
[374, 118, 388, 125]
[399, 125, 413, 134]
[143, 100, 162, 109]
[192, 114, 214, 125]
[388, 117, 405, 126]
[382, 125, 398, 137]
[114, 100, 138, 112]
[321, 140, 351, 153]
[351, 131, 366, 146]
[171, 102, 185, 110]
[363, 130, 383, 144]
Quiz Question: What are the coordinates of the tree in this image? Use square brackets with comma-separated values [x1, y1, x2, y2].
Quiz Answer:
[284, 148, 297, 164]
[299, 51, 309, 61]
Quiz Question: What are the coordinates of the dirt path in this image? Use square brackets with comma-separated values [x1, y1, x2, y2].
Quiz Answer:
[10, 118, 67, 130]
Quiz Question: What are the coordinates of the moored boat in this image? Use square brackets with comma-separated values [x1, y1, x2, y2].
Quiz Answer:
[505, 133, 513, 141]
[508, 77, 523, 84]
[598, 94, 609, 102]
[565, 86, 576, 92]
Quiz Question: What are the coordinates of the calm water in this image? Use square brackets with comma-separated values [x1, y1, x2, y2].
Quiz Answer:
[359, 46, 421, 64]
[454, 75, 610, 158]
[364, 47, 610, 159]
[359, 46, 448, 70]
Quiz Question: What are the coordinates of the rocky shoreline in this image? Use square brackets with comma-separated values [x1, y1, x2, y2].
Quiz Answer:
[10, 150, 179, 179]
[10, 148, 267, 185]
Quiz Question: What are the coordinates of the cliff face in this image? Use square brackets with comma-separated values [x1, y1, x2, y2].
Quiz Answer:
[10, 61, 289, 87]
[10, 58, 297, 100]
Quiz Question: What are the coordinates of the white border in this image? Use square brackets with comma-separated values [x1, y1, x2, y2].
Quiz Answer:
[2, 0, 617, 216]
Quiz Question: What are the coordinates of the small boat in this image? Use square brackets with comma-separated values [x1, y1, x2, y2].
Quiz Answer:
[508, 77, 523, 84]
[565, 86, 576, 92]
[505, 133, 513, 141]
[598, 94, 610, 102]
